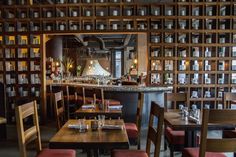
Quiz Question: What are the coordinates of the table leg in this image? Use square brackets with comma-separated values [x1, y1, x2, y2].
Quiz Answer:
[86, 149, 92, 157]
[0, 124, 7, 140]
[93, 149, 99, 157]
[185, 130, 197, 147]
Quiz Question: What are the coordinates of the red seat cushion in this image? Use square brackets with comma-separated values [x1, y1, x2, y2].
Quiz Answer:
[223, 129, 236, 138]
[182, 148, 226, 157]
[85, 97, 94, 103]
[165, 126, 185, 145]
[105, 99, 121, 106]
[64, 95, 76, 101]
[112, 149, 148, 157]
[125, 123, 138, 139]
[37, 149, 76, 157]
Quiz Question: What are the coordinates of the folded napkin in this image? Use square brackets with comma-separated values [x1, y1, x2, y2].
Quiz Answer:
[108, 105, 123, 110]
[81, 104, 95, 109]
[101, 124, 123, 130]
[188, 116, 200, 124]
[68, 124, 88, 130]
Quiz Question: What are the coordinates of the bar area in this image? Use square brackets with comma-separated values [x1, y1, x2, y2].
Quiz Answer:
[0, 0, 236, 157]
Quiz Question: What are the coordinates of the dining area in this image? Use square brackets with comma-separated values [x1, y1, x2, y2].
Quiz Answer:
[5, 86, 236, 157]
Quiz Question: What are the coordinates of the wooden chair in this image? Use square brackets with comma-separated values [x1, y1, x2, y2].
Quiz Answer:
[94, 88, 121, 107]
[15, 101, 76, 157]
[112, 101, 164, 157]
[222, 92, 236, 141]
[83, 87, 96, 104]
[182, 108, 236, 157]
[66, 86, 79, 118]
[124, 92, 144, 149]
[164, 92, 187, 157]
[53, 91, 66, 130]
[223, 92, 236, 109]
[76, 86, 85, 107]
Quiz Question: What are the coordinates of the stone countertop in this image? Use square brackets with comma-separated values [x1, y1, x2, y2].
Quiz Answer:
[48, 82, 173, 92]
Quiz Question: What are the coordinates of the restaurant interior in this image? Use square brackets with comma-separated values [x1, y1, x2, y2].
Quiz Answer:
[0, 0, 236, 157]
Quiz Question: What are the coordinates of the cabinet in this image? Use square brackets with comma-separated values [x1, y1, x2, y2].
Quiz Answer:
[0, 0, 235, 122]
[149, 0, 236, 109]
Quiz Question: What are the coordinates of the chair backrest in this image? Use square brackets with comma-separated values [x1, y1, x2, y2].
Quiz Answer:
[199, 109, 236, 157]
[164, 92, 187, 111]
[15, 101, 42, 157]
[76, 86, 85, 105]
[146, 101, 164, 157]
[223, 92, 236, 109]
[53, 91, 66, 130]
[84, 87, 96, 103]
[94, 88, 104, 105]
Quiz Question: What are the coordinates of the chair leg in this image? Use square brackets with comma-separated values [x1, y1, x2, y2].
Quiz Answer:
[164, 140, 168, 150]
[170, 146, 174, 157]
[137, 139, 141, 150]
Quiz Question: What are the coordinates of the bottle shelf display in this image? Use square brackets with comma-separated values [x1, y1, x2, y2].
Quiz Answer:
[0, 0, 236, 122]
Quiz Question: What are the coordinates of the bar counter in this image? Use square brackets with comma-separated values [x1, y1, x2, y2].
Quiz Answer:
[48, 82, 172, 125]
[48, 82, 172, 92]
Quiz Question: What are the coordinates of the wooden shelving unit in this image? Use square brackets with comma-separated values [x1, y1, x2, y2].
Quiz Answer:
[0, 0, 235, 123]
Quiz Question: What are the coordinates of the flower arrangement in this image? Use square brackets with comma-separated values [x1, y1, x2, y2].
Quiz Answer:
[60, 55, 74, 77]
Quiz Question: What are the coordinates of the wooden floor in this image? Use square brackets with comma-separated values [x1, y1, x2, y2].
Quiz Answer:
[0, 122, 233, 157]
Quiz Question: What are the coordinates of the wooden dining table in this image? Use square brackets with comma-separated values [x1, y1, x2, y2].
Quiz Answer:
[75, 104, 122, 119]
[49, 119, 129, 157]
[164, 110, 234, 147]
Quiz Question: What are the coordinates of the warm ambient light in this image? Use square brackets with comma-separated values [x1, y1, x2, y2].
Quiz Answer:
[90, 60, 93, 65]
[69, 64, 73, 68]
[134, 59, 138, 64]
[55, 62, 60, 66]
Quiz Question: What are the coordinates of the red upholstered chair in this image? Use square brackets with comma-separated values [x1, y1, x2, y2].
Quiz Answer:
[112, 101, 164, 157]
[182, 108, 236, 157]
[15, 101, 76, 157]
[164, 92, 187, 157]
[125, 92, 144, 149]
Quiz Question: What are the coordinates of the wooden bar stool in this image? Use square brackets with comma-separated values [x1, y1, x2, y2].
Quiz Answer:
[112, 101, 164, 157]
[15, 100, 76, 157]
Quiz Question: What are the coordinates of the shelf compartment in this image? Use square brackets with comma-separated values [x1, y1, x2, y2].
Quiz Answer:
[108, 19, 122, 30]
[69, 20, 80, 31]
[69, 7, 80, 17]
[82, 19, 94, 30]
[96, 6, 108, 17]
[123, 5, 135, 16]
